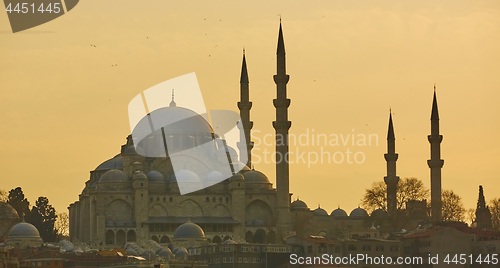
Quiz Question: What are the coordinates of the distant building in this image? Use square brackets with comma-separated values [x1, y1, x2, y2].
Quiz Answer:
[189, 241, 293, 268]
[68, 22, 375, 248]
[5, 221, 42, 250]
[402, 227, 472, 268]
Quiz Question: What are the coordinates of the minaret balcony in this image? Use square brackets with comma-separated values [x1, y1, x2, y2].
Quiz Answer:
[273, 99, 291, 108]
[427, 159, 444, 168]
[384, 153, 399, 161]
[273, 74, 290, 83]
[427, 135, 443, 143]
[272, 121, 292, 131]
[237, 102, 253, 110]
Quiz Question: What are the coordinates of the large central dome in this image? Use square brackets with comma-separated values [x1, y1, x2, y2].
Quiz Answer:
[133, 106, 213, 136]
[131, 105, 215, 157]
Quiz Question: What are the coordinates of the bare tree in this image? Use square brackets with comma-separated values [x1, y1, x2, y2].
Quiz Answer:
[55, 212, 69, 238]
[466, 208, 476, 226]
[442, 189, 465, 222]
[490, 198, 500, 231]
[362, 177, 429, 213]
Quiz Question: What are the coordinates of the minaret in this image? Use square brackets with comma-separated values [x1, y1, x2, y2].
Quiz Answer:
[427, 87, 444, 221]
[384, 111, 399, 216]
[273, 21, 293, 237]
[237, 49, 254, 167]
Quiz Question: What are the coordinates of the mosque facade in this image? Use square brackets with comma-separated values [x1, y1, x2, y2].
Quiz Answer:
[68, 22, 443, 247]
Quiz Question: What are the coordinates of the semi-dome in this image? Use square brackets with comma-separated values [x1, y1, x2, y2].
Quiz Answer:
[8, 222, 41, 238]
[99, 169, 130, 183]
[243, 170, 270, 184]
[350, 207, 368, 218]
[170, 169, 201, 183]
[147, 170, 165, 182]
[205, 170, 224, 182]
[124, 145, 145, 155]
[95, 155, 123, 171]
[173, 220, 205, 239]
[313, 207, 328, 216]
[331, 207, 348, 217]
[291, 200, 309, 211]
[371, 208, 387, 218]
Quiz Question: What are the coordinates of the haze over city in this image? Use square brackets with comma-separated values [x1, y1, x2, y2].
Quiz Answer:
[0, 0, 499, 215]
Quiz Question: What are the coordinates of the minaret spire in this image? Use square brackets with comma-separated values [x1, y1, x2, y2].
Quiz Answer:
[428, 87, 444, 221]
[273, 21, 292, 238]
[475, 185, 493, 228]
[169, 89, 176, 107]
[237, 50, 253, 167]
[384, 111, 399, 216]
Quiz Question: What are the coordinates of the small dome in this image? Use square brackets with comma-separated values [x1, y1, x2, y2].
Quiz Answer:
[99, 169, 130, 183]
[313, 207, 328, 216]
[291, 200, 309, 211]
[175, 248, 188, 260]
[371, 209, 387, 218]
[124, 145, 145, 155]
[331, 208, 348, 217]
[170, 170, 201, 183]
[8, 222, 41, 238]
[95, 155, 123, 171]
[147, 170, 165, 182]
[350, 207, 368, 218]
[133, 170, 148, 180]
[140, 249, 155, 261]
[158, 248, 173, 259]
[173, 220, 205, 239]
[230, 173, 244, 181]
[243, 170, 270, 184]
[222, 239, 237, 245]
[126, 248, 137, 255]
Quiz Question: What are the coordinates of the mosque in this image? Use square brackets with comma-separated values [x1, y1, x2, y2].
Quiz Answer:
[68, 22, 444, 247]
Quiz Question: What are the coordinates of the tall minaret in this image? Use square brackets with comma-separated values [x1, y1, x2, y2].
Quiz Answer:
[384, 111, 399, 216]
[237, 50, 254, 167]
[427, 87, 444, 221]
[273, 21, 293, 237]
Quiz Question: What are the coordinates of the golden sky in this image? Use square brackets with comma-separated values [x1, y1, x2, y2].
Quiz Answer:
[0, 0, 499, 215]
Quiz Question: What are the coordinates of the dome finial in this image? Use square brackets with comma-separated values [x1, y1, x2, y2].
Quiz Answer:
[169, 89, 176, 107]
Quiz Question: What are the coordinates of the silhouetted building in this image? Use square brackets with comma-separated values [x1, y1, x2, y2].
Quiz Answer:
[428, 89, 444, 221]
[474, 185, 493, 229]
